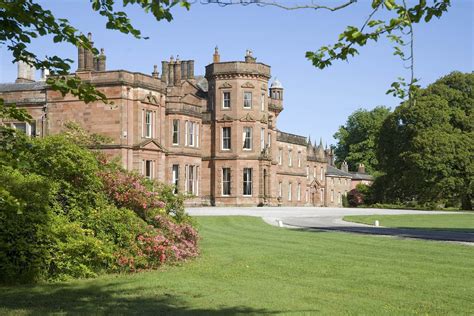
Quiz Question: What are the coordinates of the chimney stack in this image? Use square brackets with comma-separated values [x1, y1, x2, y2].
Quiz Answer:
[161, 61, 169, 84]
[174, 56, 181, 85]
[341, 161, 349, 173]
[358, 163, 366, 174]
[16, 60, 35, 83]
[97, 48, 106, 71]
[181, 60, 188, 79]
[245, 49, 256, 63]
[187, 60, 194, 79]
[213, 46, 220, 63]
[152, 64, 159, 79]
[84, 32, 94, 71]
[168, 56, 175, 86]
[40, 68, 50, 81]
[77, 45, 85, 71]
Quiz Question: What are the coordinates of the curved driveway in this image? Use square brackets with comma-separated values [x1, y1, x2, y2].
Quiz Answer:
[186, 207, 473, 243]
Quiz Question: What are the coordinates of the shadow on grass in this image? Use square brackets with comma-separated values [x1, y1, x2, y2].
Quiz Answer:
[286, 225, 474, 242]
[0, 279, 315, 315]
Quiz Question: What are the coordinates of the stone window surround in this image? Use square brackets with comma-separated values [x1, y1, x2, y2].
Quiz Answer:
[243, 91, 252, 109]
[243, 126, 252, 150]
[221, 126, 231, 150]
[222, 91, 231, 109]
[243, 168, 253, 196]
[172, 119, 179, 145]
[222, 168, 231, 196]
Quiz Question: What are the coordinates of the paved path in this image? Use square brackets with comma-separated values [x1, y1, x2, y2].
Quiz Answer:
[186, 207, 473, 243]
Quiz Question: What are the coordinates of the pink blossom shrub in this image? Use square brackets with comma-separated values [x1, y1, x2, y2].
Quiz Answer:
[99, 169, 166, 219]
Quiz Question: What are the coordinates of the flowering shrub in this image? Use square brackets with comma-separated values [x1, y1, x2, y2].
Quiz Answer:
[0, 130, 199, 283]
[116, 215, 199, 271]
[99, 169, 166, 220]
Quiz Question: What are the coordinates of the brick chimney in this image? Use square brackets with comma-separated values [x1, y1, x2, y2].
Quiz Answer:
[358, 163, 366, 174]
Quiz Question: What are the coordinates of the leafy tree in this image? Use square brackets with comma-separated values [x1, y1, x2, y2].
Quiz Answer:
[334, 106, 391, 174]
[376, 72, 473, 210]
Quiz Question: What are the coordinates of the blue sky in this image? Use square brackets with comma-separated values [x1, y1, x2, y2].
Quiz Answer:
[0, 0, 472, 144]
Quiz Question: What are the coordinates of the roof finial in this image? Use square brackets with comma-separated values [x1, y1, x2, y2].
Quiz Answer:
[213, 46, 220, 63]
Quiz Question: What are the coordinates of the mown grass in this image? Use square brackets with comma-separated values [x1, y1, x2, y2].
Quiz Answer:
[1, 216, 473, 315]
[344, 214, 474, 232]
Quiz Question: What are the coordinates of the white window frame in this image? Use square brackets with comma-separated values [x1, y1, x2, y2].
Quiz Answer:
[313, 166, 316, 178]
[223, 91, 231, 109]
[278, 182, 282, 198]
[243, 127, 252, 150]
[196, 123, 200, 147]
[320, 167, 324, 181]
[306, 166, 309, 179]
[297, 152, 301, 167]
[243, 91, 252, 109]
[222, 127, 231, 150]
[288, 150, 292, 167]
[172, 164, 179, 193]
[260, 128, 265, 151]
[288, 183, 292, 201]
[243, 168, 252, 196]
[261, 93, 265, 111]
[145, 110, 153, 138]
[172, 119, 179, 145]
[188, 122, 194, 147]
[297, 183, 301, 201]
[278, 148, 282, 165]
[222, 168, 231, 196]
[145, 160, 154, 179]
[184, 121, 188, 146]
[267, 132, 271, 148]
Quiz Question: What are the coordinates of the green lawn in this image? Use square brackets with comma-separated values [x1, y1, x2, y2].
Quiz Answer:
[344, 214, 474, 232]
[1, 216, 473, 315]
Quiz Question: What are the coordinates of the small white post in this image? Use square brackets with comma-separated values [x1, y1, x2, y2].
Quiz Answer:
[277, 220, 283, 227]
[375, 220, 380, 227]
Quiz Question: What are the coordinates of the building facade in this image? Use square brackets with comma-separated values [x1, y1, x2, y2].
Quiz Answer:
[0, 38, 372, 207]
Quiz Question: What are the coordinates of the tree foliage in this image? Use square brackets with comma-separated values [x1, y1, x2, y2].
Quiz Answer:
[375, 71, 473, 210]
[334, 106, 391, 174]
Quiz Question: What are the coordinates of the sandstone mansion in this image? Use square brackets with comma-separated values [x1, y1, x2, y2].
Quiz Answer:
[0, 36, 372, 207]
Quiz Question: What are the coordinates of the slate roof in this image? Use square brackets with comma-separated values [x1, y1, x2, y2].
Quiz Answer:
[326, 165, 352, 178]
[350, 172, 374, 181]
[194, 76, 208, 92]
[276, 130, 307, 146]
[0, 81, 47, 92]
